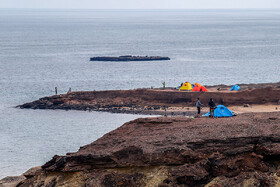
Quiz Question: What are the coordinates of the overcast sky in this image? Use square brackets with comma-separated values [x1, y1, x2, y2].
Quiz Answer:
[1, 0, 280, 9]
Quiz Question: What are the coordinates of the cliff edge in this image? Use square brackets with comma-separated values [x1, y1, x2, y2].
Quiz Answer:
[10, 112, 280, 187]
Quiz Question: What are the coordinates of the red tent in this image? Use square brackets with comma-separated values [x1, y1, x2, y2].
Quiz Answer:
[200, 86, 208, 92]
[192, 86, 201, 92]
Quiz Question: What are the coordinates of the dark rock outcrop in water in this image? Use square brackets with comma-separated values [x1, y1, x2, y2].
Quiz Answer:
[90, 55, 170, 61]
[14, 113, 280, 186]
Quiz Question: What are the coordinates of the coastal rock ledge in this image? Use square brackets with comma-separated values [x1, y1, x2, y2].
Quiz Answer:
[3, 112, 280, 186]
[18, 83, 280, 115]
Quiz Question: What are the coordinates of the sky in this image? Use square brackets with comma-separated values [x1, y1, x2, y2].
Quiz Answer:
[1, 0, 280, 9]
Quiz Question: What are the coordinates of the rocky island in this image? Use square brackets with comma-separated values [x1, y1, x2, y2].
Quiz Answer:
[90, 55, 170, 61]
[2, 112, 280, 186]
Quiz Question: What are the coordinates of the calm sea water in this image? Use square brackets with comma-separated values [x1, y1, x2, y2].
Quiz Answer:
[0, 9, 280, 178]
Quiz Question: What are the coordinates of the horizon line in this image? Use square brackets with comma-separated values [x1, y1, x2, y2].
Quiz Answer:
[1, 8, 280, 10]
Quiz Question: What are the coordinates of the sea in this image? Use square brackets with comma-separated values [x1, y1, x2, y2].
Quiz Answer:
[0, 9, 280, 179]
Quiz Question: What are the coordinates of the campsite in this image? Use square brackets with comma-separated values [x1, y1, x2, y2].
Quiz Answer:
[177, 81, 243, 93]
[19, 81, 280, 117]
[14, 82, 280, 186]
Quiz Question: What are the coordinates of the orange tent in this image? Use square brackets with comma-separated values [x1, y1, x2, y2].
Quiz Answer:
[192, 86, 201, 92]
[194, 83, 202, 87]
[200, 86, 208, 92]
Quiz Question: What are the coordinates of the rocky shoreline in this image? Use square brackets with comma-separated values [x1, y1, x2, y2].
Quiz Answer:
[2, 112, 280, 186]
[18, 82, 280, 115]
[2, 82, 279, 186]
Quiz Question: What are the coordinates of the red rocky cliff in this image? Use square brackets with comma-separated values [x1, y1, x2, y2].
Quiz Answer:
[16, 112, 280, 186]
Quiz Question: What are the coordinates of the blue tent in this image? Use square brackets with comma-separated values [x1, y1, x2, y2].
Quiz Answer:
[230, 85, 240, 91]
[203, 105, 236, 118]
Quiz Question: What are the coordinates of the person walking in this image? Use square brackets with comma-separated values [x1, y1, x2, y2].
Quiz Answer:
[196, 97, 202, 117]
[208, 98, 216, 118]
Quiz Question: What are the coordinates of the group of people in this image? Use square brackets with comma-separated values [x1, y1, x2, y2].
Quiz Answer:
[196, 97, 216, 118]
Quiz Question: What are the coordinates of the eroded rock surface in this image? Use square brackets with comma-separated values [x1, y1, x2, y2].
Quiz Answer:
[0, 175, 26, 187]
[15, 112, 280, 186]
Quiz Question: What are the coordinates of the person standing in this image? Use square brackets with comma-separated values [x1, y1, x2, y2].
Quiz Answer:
[196, 97, 202, 117]
[208, 98, 216, 118]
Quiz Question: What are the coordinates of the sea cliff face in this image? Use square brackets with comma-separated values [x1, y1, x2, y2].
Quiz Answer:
[10, 112, 280, 187]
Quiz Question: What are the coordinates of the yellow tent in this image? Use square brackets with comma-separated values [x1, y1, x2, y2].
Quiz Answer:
[180, 82, 192, 91]
[194, 83, 202, 87]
